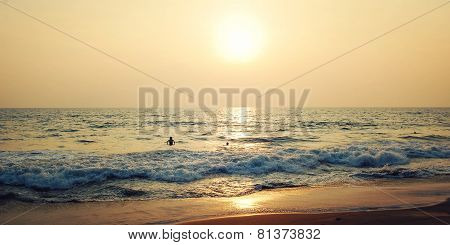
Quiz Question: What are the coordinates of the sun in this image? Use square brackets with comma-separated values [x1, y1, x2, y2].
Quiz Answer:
[216, 14, 264, 62]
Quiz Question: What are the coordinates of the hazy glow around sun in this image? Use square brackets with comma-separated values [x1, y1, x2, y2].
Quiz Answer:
[216, 14, 264, 62]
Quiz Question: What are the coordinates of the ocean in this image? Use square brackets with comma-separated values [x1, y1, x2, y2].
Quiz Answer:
[0, 108, 449, 202]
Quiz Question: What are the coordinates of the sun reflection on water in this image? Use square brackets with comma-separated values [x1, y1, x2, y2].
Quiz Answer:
[231, 195, 270, 209]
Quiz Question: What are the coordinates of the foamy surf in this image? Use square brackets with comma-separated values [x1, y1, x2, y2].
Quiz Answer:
[0, 108, 449, 202]
[0, 140, 448, 202]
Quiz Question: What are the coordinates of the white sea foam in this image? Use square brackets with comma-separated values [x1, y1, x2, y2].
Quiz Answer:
[0, 108, 449, 202]
[0, 141, 448, 191]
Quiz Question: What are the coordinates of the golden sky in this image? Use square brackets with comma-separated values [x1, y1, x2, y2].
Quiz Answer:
[0, 0, 449, 107]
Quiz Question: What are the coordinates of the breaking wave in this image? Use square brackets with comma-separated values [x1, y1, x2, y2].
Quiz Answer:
[0, 141, 449, 191]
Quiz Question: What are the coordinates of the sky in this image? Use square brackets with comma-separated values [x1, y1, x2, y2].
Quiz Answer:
[0, 0, 449, 108]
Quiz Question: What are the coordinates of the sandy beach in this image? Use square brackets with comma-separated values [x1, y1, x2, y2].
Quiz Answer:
[181, 198, 450, 225]
[1, 179, 449, 225]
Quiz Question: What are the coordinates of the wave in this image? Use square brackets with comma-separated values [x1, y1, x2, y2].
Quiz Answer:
[61, 129, 79, 133]
[0, 138, 16, 141]
[300, 120, 378, 128]
[254, 182, 305, 190]
[399, 135, 450, 141]
[233, 136, 298, 143]
[313, 148, 409, 167]
[145, 120, 207, 126]
[232, 136, 318, 144]
[76, 139, 96, 143]
[97, 186, 147, 197]
[0, 141, 449, 191]
[0, 191, 38, 203]
[353, 168, 435, 179]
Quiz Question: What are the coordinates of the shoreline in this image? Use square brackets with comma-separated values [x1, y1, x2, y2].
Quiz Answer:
[1, 179, 449, 225]
[179, 198, 450, 225]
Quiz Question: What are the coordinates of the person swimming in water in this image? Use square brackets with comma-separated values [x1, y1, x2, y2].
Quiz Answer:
[167, 137, 175, 146]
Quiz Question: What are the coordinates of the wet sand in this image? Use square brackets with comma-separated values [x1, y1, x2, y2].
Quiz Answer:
[180, 198, 450, 225]
[1, 180, 449, 225]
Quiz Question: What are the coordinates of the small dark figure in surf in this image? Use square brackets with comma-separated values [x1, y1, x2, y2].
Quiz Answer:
[167, 137, 176, 146]
[226, 142, 229, 146]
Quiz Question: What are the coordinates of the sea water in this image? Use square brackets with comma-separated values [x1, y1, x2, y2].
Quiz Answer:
[0, 108, 449, 202]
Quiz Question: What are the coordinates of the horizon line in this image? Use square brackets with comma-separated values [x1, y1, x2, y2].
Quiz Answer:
[0, 106, 449, 109]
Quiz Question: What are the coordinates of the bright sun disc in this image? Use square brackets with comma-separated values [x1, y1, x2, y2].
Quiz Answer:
[216, 14, 263, 62]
